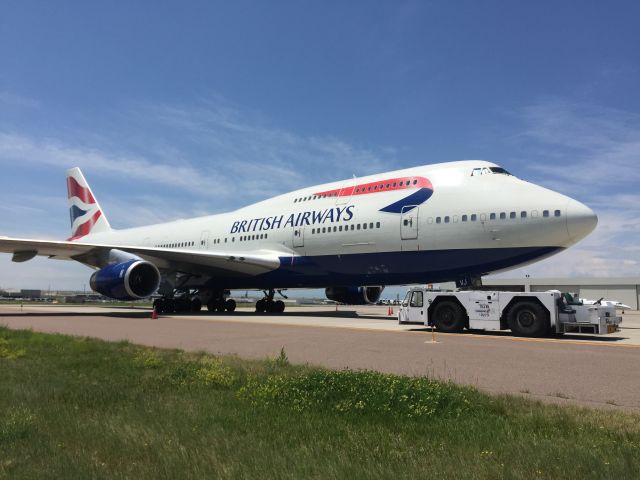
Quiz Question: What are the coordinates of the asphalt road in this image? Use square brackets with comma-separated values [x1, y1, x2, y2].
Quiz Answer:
[1, 304, 639, 411]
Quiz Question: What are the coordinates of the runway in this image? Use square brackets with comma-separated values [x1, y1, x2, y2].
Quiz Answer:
[1, 304, 639, 411]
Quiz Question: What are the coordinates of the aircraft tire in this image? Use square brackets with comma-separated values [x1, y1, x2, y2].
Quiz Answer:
[256, 299, 266, 312]
[507, 301, 549, 337]
[191, 298, 202, 312]
[206, 300, 216, 312]
[274, 300, 285, 313]
[153, 299, 165, 314]
[433, 300, 465, 333]
[225, 299, 236, 312]
[164, 298, 176, 314]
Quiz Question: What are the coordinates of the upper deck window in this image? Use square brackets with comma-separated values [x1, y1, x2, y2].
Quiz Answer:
[489, 167, 512, 175]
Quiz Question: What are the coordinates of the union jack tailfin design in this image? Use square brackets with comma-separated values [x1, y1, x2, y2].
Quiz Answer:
[66, 167, 111, 241]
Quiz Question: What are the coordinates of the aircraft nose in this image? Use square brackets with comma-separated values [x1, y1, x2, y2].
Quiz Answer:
[566, 199, 598, 241]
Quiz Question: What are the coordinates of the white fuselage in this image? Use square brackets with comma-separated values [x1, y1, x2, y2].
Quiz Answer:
[81, 160, 597, 289]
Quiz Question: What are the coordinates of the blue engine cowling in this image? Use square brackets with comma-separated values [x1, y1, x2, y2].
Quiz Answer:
[89, 260, 161, 300]
[325, 286, 384, 305]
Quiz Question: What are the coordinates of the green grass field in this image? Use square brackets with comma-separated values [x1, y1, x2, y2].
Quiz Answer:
[0, 327, 638, 479]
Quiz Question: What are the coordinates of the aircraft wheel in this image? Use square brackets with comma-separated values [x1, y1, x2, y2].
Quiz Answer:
[207, 300, 217, 312]
[256, 299, 266, 312]
[191, 298, 202, 312]
[507, 301, 549, 337]
[433, 300, 465, 333]
[164, 298, 176, 314]
[153, 299, 165, 314]
[225, 299, 236, 312]
[274, 300, 285, 313]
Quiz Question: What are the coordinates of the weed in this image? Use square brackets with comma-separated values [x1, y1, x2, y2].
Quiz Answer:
[0, 407, 36, 443]
[0, 338, 26, 359]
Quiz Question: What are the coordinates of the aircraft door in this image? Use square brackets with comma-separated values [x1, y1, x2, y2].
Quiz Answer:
[293, 227, 304, 248]
[400, 206, 418, 240]
[200, 231, 210, 249]
[335, 176, 356, 205]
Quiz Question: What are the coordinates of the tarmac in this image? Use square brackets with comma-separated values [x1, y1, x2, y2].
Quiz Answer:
[1, 304, 639, 412]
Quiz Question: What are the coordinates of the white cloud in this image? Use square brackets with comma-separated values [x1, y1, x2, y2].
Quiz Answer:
[497, 99, 640, 278]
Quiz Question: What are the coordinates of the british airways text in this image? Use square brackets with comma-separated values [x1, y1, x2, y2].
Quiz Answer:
[230, 205, 355, 234]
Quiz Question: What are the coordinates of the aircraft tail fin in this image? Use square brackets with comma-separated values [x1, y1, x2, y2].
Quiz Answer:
[66, 167, 112, 240]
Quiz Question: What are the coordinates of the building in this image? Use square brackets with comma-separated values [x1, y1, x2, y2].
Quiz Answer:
[478, 277, 640, 310]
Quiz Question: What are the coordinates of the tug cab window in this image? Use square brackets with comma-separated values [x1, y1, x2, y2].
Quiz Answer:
[410, 291, 423, 308]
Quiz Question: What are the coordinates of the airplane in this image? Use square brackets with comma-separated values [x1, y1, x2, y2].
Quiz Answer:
[580, 298, 632, 311]
[0, 160, 597, 314]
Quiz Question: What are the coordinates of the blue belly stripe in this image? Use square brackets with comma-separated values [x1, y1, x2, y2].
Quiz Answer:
[379, 188, 433, 213]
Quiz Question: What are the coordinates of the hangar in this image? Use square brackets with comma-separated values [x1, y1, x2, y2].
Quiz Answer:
[477, 277, 640, 310]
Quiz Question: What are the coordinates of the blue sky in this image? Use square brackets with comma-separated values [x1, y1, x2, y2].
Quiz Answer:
[1, 1, 639, 293]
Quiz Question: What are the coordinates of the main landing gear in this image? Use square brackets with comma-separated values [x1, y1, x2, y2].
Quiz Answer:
[255, 289, 286, 313]
[153, 289, 236, 314]
[153, 293, 202, 314]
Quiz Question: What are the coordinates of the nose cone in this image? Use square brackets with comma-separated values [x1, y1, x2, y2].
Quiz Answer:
[566, 199, 598, 241]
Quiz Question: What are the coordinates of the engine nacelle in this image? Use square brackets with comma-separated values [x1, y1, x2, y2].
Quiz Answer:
[90, 260, 160, 301]
[325, 286, 384, 305]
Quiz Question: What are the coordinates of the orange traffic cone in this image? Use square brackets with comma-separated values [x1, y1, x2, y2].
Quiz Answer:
[151, 307, 158, 320]
[388, 306, 394, 316]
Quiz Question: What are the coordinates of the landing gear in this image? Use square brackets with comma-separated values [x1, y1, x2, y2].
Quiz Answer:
[154, 290, 205, 314]
[206, 292, 236, 312]
[255, 290, 286, 313]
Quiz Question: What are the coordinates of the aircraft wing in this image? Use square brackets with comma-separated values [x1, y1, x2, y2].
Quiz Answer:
[0, 236, 282, 277]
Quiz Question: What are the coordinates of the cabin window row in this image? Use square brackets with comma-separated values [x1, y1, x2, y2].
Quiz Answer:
[311, 222, 381, 234]
[239, 233, 268, 242]
[156, 241, 196, 248]
[429, 209, 562, 224]
[293, 179, 421, 203]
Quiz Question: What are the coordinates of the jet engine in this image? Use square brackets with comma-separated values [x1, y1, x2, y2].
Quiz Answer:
[90, 259, 160, 301]
[325, 286, 384, 305]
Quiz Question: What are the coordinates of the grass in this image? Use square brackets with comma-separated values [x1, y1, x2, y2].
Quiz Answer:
[0, 328, 638, 479]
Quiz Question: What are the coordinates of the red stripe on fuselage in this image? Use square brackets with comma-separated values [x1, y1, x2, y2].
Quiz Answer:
[67, 210, 102, 241]
[67, 176, 96, 204]
[313, 176, 432, 198]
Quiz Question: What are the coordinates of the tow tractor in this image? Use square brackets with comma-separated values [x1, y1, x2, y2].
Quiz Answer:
[398, 288, 622, 337]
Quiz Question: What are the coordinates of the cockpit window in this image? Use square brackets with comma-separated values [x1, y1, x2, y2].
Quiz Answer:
[472, 166, 512, 176]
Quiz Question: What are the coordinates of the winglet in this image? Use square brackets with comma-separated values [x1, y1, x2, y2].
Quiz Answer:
[66, 167, 111, 240]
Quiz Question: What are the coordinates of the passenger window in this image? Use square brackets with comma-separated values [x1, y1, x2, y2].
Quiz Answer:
[436, 217, 441, 224]
[510, 212, 516, 219]
[410, 291, 423, 307]
[444, 216, 450, 223]
[351, 224, 355, 230]
[370, 222, 374, 229]
[521, 211, 527, 218]
[428, 217, 434, 224]
[357, 224, 361, 230]
[462, 215, 467, 222]
[333, 226, 337, 232]
[500, 212, 506, 219]
[363, 223, 367, 229]
[322, 227, 326, 233]
[490, 213, 496, 220]
[338, 226, 342, 232]
[413, 179, 417, 185]
[376, 222, 380, 228]
[554, 210, 561, 217]
[543, 210, 549, 217]
[403, 219, 409, 226]
[471, 214, 477, 221]
[392, 182, 397, 187]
